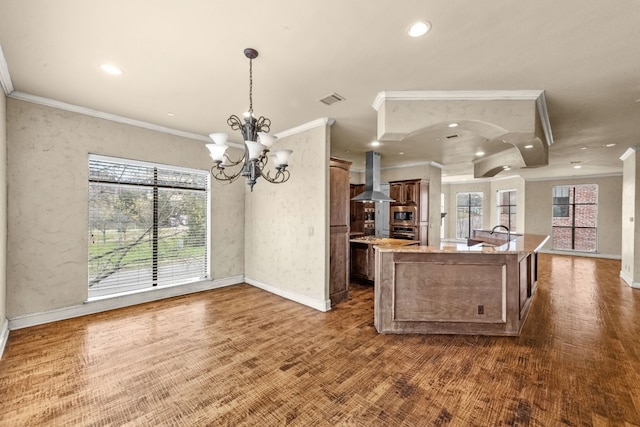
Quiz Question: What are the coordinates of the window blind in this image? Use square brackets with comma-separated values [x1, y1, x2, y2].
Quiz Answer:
[88, 155, 209, 297]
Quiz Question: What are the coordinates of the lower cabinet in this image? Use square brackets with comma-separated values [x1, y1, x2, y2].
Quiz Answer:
[330, 227, 350, 304]
[350, 242, 375, 282]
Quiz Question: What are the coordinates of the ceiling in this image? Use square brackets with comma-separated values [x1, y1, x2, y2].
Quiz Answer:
[0, 0, 639, 181]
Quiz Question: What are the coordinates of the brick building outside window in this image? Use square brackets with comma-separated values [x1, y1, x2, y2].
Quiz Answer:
[551, 184, 598, 252]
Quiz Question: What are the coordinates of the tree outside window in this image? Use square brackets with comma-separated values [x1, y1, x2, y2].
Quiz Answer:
[496, 190, 516, 232]
[88, 156, 209, 297]
[456, 192, 483, 239]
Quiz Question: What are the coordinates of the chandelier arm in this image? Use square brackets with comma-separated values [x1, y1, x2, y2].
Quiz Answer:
[210, 165, 243, 183]
[227, 115, 244, 132]
[221, 152, 246, 168]
[255, 116, 271, 133]
[260, 168, 290, 184]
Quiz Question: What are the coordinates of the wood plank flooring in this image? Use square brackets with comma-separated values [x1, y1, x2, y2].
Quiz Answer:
[1, 254, 639, 426]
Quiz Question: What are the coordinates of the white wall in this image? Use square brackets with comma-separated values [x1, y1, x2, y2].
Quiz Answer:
[525, 175, 622, 256]
[6, 99, 245, 319]
[244, 120, 331, 310]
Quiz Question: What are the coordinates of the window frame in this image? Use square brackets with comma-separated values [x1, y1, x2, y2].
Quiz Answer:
[496, 189, 517, 232]
[551, 184, 598, 252]
[455, 192, 484, 239]
[88, 154, 211, 297]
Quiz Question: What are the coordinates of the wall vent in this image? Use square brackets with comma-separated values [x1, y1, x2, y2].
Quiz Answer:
[319, 93, 345, 106]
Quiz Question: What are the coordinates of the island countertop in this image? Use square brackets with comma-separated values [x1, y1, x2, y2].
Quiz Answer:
[374, 233, 550, 336]
[376, 233, 549, 255]
[349, 237, 420, 246]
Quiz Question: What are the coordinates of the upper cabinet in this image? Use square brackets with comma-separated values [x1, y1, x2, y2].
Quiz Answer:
[390, 179, 420, 205]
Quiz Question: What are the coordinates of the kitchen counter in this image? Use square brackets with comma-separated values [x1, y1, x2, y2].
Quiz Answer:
[349, 236, 420, 246]
[377, 234, 549, 256]
[374, 234, 549, 336]
[350, 237, 419, 282]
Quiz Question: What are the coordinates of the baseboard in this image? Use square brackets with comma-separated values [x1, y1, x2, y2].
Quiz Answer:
[0, 318, 9, 359]
[245, 277, 331, 312]
[619, 270, 640, 289]
[8, 275, 244, 330]
[539, 249, 621, 260]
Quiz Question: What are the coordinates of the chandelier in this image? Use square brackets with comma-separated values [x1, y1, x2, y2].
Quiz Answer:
[206, 48, 292, 191]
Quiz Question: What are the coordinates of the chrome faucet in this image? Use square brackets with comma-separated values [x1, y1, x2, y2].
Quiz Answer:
[490, 224, 511, 242]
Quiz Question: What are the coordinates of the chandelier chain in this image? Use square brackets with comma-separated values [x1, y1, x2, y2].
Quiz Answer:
[248, 58, 253, 115]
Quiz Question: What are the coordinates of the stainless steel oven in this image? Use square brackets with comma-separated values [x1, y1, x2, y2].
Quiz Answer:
[390, 225, 418, 240]
[390, 205, 417, 226]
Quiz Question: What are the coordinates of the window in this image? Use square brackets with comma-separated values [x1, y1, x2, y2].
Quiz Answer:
[456, 192, 483, 239]
[440, 192, 445, 239]
[552, 184, 598, 252]
[496, 189, 516, 231]
[88, 155, 209, 297]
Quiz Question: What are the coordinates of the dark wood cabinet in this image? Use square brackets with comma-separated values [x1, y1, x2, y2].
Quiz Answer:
[389, 182, 403, 204]
[349, 184, 365, 234]
[389, 179, 419, 205]
[350, 242, 375, 282]
[404, 180, 419, 205]
[330, 158, 352, 306]
[388, 179, 429, 245]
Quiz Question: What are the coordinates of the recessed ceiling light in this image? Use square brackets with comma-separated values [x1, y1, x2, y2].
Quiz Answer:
[398, 152, 404, 155]
[167, 112, 175, 117]
[475, 151, 485, 156]
[371, 141, 381, 147]
[580, 146, 587, 150]
[408, 21, 431, 37]
[573, 165, 582, 169]
[448, 123, 459, 128]
[100, 63, 123, 75]
[605, 143, 616, 147]
[524, 144, 534, 149]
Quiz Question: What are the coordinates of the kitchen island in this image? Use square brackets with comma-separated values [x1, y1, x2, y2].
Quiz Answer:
[350, 237, 419, 283]
[374, 234, 549, 336]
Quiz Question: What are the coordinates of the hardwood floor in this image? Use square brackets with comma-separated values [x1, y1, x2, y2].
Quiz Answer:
[1, 254, 639, 426]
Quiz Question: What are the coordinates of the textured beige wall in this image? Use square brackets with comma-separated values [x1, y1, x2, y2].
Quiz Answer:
[0, 91, 6, 325]
[6, 99, 245, 318]
[525, 175, 622, 255]
[244, 122, 330, 304]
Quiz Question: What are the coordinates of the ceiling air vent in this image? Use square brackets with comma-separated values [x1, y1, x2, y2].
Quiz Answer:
[444, 134, 460, 139]
[319, 93, 345, 106]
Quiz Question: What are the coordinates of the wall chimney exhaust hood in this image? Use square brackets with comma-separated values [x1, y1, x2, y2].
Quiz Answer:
[351, 151, 395, 203]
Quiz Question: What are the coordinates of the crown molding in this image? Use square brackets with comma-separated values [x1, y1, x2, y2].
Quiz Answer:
[10, 91, 212, 143]
[350, 160, 444, 174]
[524, 172, 622, 182]
[620, 146, 640, 162]
[10, 90, 332, 150]
[372, 90, 546, 111]
[274, 117, 335, 139]
[0, 44, 15, 95]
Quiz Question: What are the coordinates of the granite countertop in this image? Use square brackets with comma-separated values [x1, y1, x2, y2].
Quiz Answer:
[349, 237, 419, 246]
[376, 234, 549, 255]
